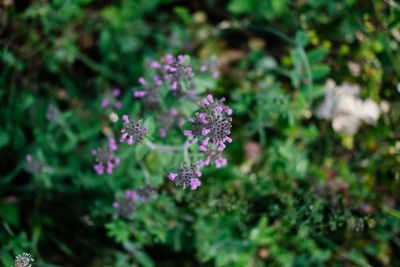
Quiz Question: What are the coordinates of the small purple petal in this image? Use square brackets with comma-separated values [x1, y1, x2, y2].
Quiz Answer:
[199, 145, 207, 152]
[201, 98, 210, 105]
[199, 113, 207, 123]
[183, 130, 192, 136]
[120, 133, 128, 142]
[216, 106, 223, 116]
[178, 54, 184, 64]
[113, 88, 121, 97]
[202, 128, 210, 136]
[160, 128, 166, 138]
[219, 157, 228, 166]
[114, 101, 122, 109]
[101, 98, 109, 108]
[127, 136, 134, 145]
[112, 202, 119, 208]
[169, 173, 178, 181]
[150, 61, 161, 69]
[212, 71, 219, 78]
[190, 178, 201, 190]
[106, 161, 113, 174]
[170, 108, 178, 116]
[171, 81, 177, 90]
[202, 137, 209, 146]
[200, 65, 208, 72]
[122, 115, 129, 123]
[215, 160, 222, 169]
[26, 154, 32, 162]
[218, 142, 226, 151]
[165, 54, 174, 64]
[139, 77, 146, 85]
[207, 94, 214, 103]
[126, 189, 133, 198]
[134, 91, 147, 98]
[224, 137, 232, 143]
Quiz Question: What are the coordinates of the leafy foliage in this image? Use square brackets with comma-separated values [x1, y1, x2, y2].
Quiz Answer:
[1, 0, 400, 266]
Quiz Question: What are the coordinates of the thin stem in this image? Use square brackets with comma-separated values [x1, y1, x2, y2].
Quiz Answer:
[145, 139, 196, 163]
[138, 160, 151, 184]
[145, 141, 186, 152]
[183, 140, 191, 163]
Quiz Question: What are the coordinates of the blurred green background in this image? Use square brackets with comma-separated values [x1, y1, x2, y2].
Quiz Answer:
[1, 0, 400, 266]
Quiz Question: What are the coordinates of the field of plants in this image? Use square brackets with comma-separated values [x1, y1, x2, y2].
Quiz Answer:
[1, 0, 400, 266]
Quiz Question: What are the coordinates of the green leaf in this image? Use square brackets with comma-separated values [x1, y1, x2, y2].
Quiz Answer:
[173, 6, 191, 24]
[227, 0, 252, 14]
[0, 129, 10, 149]
[143, 116, 155, 136]
[105, 220, 130, 243]
[0, 203, 19, 226]
[135, 144, 150, 160]
[311, 64, 331, 81]
[307, 47, 329, 62]
[134, 249, 155, 267]
[295, 31, 308, 47]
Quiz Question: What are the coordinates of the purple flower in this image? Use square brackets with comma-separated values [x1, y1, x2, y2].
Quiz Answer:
[120, 115, 148, 145]
[114, 101, 122, 109]
[190, 178, 201, 190]
[212, 71, 219, 78]
[169, 162, 202, 190]
[199, 145, 228, 168]
[109, 138, 118, 151]
[113, 185, 156, 218]
[136, 185, 156, 202]
[202, 128, 210, 136]
[113, 88, 121, 97]
[25, 154, 44, 174]
[150, 60, 161, 69]
[46, 106, 61, 121]
[112, 195, 138, 219]
[101, 89, 123, 110]
[156, 108, 184, 138]
[92, 139, 120, 175]
[138, 77, 146, 85]
[200, 65, 208, 72]
[101, 98, 109, 108]
[133, 91, 147, 98]
[188, 112, 231, 147]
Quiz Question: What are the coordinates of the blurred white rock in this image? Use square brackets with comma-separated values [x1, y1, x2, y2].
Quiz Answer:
[316, 79, 381, 135]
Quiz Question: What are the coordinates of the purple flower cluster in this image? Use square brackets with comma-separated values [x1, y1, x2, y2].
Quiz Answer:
[198, 145, 228, 169]
[120, 115, 148, 145]
[112, 185, 156, 218]
[168, 162, 202, 190]
[158, 108, 185, 138]
[101, 88, 122, 110]
[165, 92, 231, 189]
[133, 76, 162, 110]
[185, 94, 232, 150]
[134, 54, 196, 101]
[199, 58, 220, 79]
[26, 154, 44, 174]
[92, 139, 120, 175]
